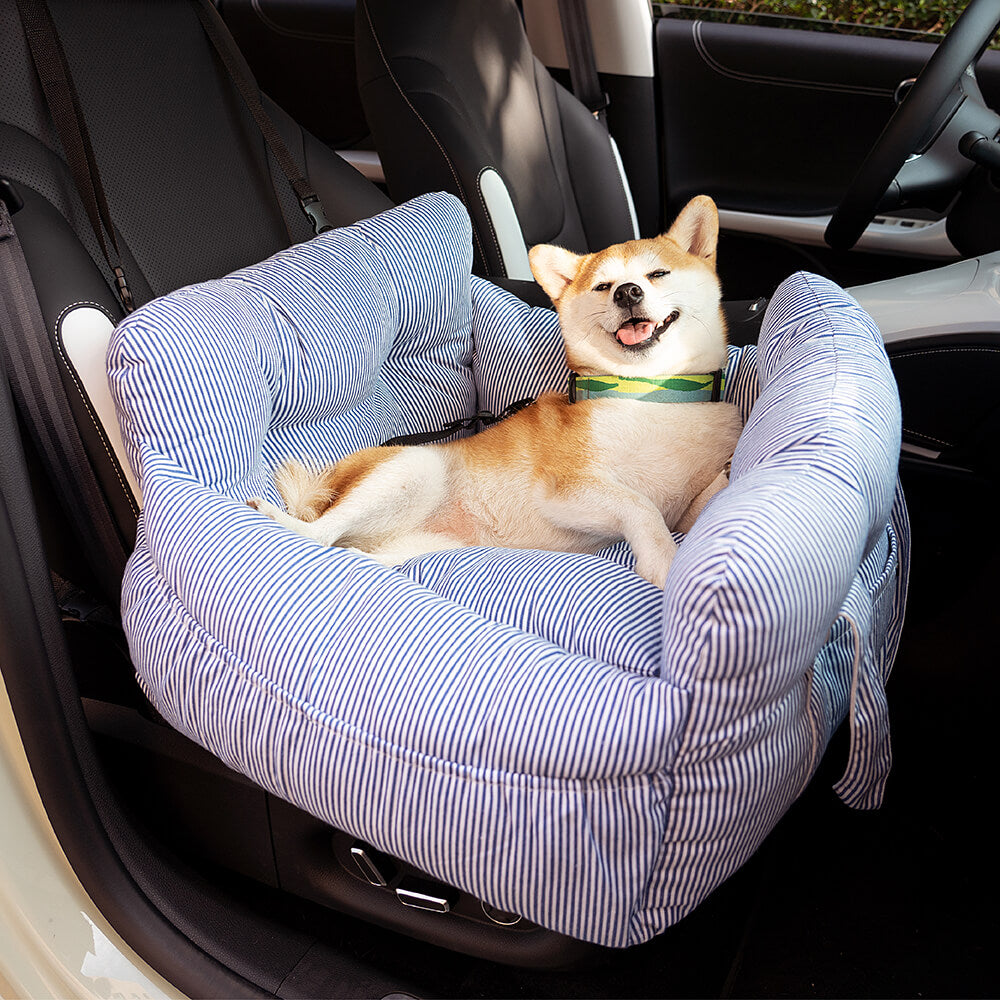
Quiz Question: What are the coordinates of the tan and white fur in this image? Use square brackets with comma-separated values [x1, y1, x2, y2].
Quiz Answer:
[249, 195, 742, 587]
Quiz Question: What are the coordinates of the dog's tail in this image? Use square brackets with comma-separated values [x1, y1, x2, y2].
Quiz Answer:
[274, 446, 408, 522]
[273, 459, 335, 522]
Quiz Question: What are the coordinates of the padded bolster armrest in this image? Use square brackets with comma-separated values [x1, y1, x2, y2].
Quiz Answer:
[662, 270, 901, 707]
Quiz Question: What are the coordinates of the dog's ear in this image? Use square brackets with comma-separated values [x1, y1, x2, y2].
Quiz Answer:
[664, 195, 719, 265]
[528, 244, 583, 304]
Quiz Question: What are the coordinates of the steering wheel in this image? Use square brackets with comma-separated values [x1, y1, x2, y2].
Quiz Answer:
[825, 0, 1000, 250]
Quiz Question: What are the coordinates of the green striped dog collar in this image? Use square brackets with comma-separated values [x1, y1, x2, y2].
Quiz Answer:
[568, 369, 725, 404]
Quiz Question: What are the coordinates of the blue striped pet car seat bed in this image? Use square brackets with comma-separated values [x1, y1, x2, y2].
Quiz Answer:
[109, 192, 909, 948]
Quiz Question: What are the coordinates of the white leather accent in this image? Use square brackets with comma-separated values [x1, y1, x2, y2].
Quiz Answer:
[608, 134, 640, 239]
[719, 208, 960, 260]
[900, 441, 942, 459]
[524, 0, 655, 78]
[59, 306, 142, 505]
[336, 149, 386, 184]
[477, 168, 534, 281]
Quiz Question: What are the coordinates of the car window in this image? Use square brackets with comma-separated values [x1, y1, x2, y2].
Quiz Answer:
[653, 1, 955, 40]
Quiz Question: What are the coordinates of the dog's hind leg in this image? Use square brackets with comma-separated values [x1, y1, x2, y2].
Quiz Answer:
[251, 447, 450, 551]
[363, 531, 465, 566]
[674, 469, 729, 534]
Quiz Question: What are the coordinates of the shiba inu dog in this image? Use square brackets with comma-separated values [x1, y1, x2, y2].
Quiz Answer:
[249, 195, 742, 587]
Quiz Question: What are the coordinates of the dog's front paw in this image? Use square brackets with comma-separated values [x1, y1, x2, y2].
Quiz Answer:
[634, 546, 675, 589]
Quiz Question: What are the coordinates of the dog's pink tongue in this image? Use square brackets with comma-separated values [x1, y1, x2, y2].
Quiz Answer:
[617, 320, 656, 345]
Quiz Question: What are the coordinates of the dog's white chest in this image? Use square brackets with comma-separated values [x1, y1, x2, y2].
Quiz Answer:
[590, 399, 741, 514]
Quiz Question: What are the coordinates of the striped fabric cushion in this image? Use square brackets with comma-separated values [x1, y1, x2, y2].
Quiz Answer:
[108, 192, 908, 947]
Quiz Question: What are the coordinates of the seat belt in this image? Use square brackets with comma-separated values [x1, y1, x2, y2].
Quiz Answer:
[15, 0, 334, 279]
[15, 0, 136, 314]
[4, 0, 335, 602]
[0, 195, 130, 593]
[189, 0, 334, 236]
[556, 0, 609, 126]
[556, 0, 643, 240]
[382, 397, 534, 447]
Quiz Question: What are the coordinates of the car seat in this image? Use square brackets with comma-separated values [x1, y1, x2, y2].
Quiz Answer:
[0, 0, 392, 596]
[0, 0, 594, 966]
[0, 0, 909, 969]
[355, 0, 641, 280]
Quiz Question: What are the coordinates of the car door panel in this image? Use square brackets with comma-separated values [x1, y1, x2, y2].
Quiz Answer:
[657, 19, 939, 216]
[657, 16, 1000, 225]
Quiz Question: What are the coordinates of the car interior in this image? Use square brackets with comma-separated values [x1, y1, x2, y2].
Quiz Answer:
[0, 0, 996, 997]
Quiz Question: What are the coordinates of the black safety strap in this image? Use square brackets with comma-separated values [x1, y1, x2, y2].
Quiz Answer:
[189, 0, 334, 237]
[556, 0, 609, 126]
[4, 0, 331, 605]
[15, 0, 135, 313]
[382, 397, 534, 447]
[0, 199, 129, 588]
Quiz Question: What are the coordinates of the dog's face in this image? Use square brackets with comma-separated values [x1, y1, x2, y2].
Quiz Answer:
[528, 195, 727, 376]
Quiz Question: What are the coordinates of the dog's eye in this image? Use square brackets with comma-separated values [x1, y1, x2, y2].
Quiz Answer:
[647, 269, 670, 280]
[592, 281, 611, 292]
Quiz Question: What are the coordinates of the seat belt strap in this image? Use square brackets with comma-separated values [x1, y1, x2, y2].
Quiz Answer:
[189, 0, 334, 236]
[556, 0, 609, 126]
[0, 199, 129, 591]
[15, 0, 135, 313]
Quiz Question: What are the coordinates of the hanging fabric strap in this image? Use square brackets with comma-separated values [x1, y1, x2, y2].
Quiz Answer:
[556, 0, 609, 125]
[15, 0, 135, 313]
[382, 397, 534, 447]
[189, 0, 333, 236]
[0, 199, 129, 590]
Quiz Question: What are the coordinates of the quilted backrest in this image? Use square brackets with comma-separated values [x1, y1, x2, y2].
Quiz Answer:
[111, 193, 480, 503]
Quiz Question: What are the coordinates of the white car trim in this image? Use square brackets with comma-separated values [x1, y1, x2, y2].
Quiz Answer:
[608, 134, 641, 239]
[0, 681, 179, 999]
[849, 253, 1000, 460]
[336, 149, 385, 184]
[478, 167, 534, 281]
[849, 253, 1000, 345]
[720, 207, 961, 259]
[523, 0, 655, 78]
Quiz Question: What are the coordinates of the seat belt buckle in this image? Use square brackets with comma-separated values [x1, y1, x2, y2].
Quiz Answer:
[300, 194, 334, 235]
[1, 177, 24, 217]
[113, 266, 135, 313]
[590, 92, 610, 120]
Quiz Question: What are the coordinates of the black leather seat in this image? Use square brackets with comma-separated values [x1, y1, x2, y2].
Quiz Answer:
[0, 0, 392, 599]
[0, 0, 593, 967]
[355, 0, 640, 279]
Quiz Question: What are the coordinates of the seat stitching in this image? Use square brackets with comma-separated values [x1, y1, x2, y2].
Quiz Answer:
[902, 427, 951, 447]
[361, 1, 491, 271]
[892, 348, 1000, 447]
[474, 166, 508, 278]
[54, 301, 140, 517]
[691, 20, 893, 97]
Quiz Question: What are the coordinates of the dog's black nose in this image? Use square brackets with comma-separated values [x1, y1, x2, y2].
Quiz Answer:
[614, 282, 644, 307]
